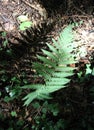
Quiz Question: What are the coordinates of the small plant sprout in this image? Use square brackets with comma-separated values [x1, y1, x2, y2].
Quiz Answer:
[17, 15, 33, 31]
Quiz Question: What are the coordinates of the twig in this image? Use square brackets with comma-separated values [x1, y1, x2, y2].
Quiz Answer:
[21, 0, 40, 12]
[21, 0, 47, 20]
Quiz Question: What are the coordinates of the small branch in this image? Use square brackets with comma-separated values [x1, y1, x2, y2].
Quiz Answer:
[21, 0, 47, 20]
[21, 0, 40, 12]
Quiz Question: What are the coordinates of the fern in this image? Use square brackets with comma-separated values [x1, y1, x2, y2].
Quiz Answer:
[22, 25, 76, 106]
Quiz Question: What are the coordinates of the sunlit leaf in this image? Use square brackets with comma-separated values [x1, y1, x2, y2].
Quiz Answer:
[19, 21, 32, 30]
[17, 15, 29, 22]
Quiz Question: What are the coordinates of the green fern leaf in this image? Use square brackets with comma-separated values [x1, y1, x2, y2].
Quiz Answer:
[52, 72, 73, 77]
[37, 55, 56, 67]
[42, 49, 58, 61]
[22, 24, 76, 106]
[56, 66, 75, 71]
[47, 43, 59, 54]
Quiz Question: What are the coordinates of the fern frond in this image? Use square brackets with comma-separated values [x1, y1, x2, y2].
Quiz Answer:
[22, 24, 76, 106]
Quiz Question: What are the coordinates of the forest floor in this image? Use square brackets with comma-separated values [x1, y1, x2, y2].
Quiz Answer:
[0, 0, 94, 129]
